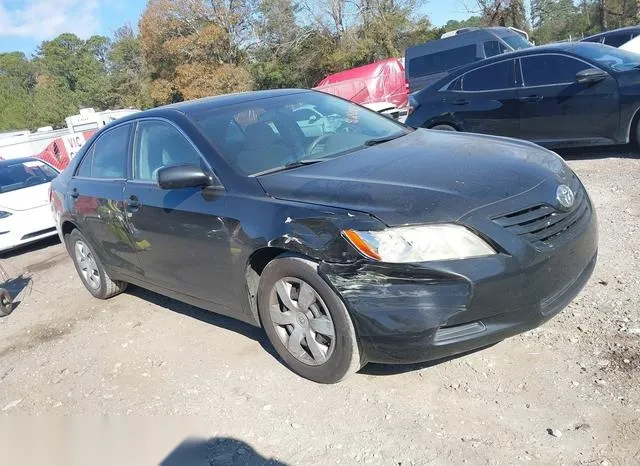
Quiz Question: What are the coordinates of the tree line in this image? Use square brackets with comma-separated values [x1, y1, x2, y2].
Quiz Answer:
[1, 0, 639, 131]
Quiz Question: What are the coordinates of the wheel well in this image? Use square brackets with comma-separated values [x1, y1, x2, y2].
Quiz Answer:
[244, 247, 307, 326]
[61, 221, 78, 239]
[427, 122, 458, 130]
[628, 107, 640, 144]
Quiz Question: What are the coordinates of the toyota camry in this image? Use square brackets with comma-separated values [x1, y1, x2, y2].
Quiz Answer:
[50, 89, 598, 383]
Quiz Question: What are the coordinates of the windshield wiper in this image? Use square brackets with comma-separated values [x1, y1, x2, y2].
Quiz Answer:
[252, 159, 323, 176]
[363, 132, 407, 146]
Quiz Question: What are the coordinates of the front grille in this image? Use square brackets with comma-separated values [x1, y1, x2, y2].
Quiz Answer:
[492, 185, 590, 248]
[21, 227, 56, 241]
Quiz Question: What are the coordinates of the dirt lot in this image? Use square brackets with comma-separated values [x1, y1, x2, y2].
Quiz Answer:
[0, 148, 639, 465]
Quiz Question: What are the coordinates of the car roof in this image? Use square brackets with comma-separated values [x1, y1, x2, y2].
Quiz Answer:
[112, 89, 311, 125]
[415, 42, 605, 94]
[406, 27, 521, 58]
[583, 25, 640, 41]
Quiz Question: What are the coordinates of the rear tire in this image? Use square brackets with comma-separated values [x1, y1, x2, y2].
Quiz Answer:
[67, 229, 127, 299]
[257, 256, 362, 384]
[0, 289, 13, 317]
[430, 124, 457, 131]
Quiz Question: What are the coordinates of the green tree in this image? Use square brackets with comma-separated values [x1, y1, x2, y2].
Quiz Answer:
[0, 52, 36, 130]
[107, 25, 152, 109]
[34, 33, 112, 114]
[139, 0, 254, 105]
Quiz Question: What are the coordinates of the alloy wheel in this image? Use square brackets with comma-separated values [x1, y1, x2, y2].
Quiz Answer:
[74, 240, 100, 290]
[269, 277, 336, 366]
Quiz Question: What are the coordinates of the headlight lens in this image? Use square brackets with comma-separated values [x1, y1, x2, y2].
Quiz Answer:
[344, 224, 496, 263]
[0, 211, 12, 219]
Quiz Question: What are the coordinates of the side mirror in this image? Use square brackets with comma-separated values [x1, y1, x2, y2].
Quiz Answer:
[157, 164, 213, 190]
[576, 68, 608, 84]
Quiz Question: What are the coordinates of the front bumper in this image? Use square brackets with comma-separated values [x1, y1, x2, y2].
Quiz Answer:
[319, 190, 598, 364]
[0, 205, 57, 253]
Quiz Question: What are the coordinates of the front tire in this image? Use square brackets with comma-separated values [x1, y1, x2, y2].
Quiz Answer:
[257, 256, 362, 384]
[67, 229, 127, 299]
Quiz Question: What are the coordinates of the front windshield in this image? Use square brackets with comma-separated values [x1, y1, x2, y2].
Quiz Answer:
[0, 160, 58, 194]
[501, 34, 534, 50]
[575, 43, 640, 72]
[189, 92, 408, 175]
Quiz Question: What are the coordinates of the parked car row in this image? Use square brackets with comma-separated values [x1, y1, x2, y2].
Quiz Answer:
[314, 24, 640, 150]
[406, 42, 640, 149]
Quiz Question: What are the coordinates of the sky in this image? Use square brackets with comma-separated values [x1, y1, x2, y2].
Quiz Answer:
[0, 0, 473, 55]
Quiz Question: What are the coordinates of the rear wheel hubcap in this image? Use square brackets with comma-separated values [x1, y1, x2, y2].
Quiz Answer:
[75, 240, 100, 290]
[269, 277, 336, 366]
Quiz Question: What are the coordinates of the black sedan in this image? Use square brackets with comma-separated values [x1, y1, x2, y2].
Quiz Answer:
[406, 42, 640, 149]
[51, 89, 598, 383]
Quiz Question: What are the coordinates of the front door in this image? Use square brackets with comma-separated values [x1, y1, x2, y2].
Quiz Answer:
[123, 119, 233, 307]
[447, 59, 521, 138]
[69, 123, 141, 277]
[517, 54, 619, 144]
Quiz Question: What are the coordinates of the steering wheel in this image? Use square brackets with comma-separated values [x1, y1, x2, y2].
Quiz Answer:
[24, 176, 41, 187]
[306, 134, 333, 157]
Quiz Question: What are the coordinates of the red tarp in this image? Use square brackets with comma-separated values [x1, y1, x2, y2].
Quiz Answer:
[313, 58, 408, 108]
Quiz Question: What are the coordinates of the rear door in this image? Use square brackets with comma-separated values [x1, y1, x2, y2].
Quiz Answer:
[123, 119, 233, 306]
[69, 123, 141, 276]
[444, 59, 521, 137]
[517, 54, 619, 143]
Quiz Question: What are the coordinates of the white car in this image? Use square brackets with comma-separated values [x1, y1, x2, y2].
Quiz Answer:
[0, 157, 59, 253]
[620, 35, 640, 55]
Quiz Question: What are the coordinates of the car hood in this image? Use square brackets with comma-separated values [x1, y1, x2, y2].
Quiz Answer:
[0, 183, 51, 212]
[258, 129, 571, 226]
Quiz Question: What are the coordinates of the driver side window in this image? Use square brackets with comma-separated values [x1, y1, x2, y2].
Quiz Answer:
[132, 120, 203, 182]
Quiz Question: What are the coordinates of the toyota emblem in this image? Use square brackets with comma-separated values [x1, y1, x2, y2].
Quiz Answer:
[556, 185, 575, 210]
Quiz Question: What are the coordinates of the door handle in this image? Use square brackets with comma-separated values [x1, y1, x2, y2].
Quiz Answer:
[519, 95, 543, 103]
[70, 188, 79, 199]
[451, 99, 470, 106]
[126, 195, 140, 212]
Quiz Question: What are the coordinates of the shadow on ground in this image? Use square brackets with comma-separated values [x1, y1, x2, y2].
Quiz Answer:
[160, 437, 288, 466]
[126, 286, 279, 361]
[128, 285, 502, 379]
[557, 145, 640, 161]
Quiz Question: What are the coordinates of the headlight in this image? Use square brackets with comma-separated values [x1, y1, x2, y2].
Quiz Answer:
[0, 211, 12, 219]
[344, 224, 496, 263]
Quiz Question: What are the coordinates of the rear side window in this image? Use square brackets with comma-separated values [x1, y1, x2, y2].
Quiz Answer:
[604, 33, 631, 48]
[462, 60, 514, 91]
[76, 125, 130, 179]
[483, 40, 508, 58]
[409, 44, 479, 78]
[521, 55, 590, 87]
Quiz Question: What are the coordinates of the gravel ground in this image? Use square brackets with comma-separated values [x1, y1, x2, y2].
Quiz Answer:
[0, 148, 638, 465]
